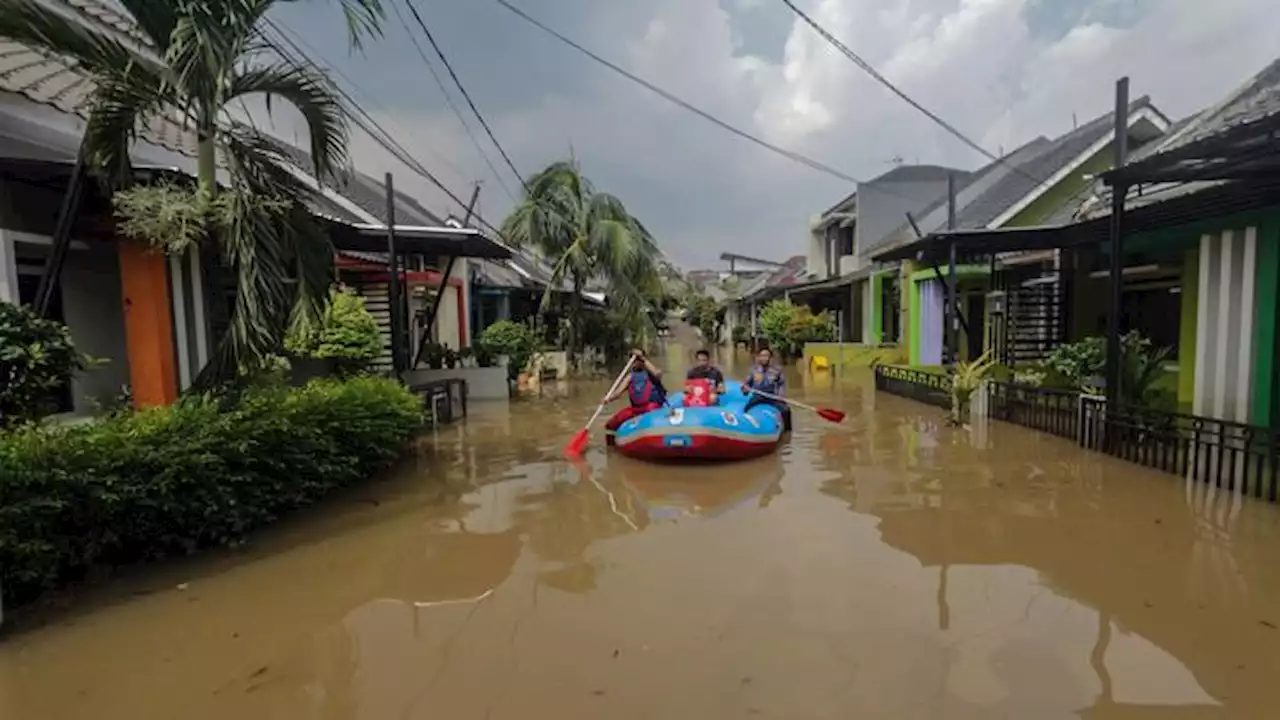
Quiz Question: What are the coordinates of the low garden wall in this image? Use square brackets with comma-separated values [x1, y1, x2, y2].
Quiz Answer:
[802, 343, 907, 370]
[0, 376, 423, 611]
[403, 367, 508, 400]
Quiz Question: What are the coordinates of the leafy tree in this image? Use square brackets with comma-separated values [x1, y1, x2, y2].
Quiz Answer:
[501, 161, 661, 366]
[683, 292, 721, 344]
[0, 0, 387, 387]
[0, 302, 88, 428]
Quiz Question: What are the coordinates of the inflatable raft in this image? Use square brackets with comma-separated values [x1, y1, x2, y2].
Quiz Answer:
[611, 384, 786, 461]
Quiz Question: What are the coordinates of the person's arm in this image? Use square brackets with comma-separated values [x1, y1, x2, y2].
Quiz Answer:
[605, 383, 627, 403]
[773, 370, 786, 396]
[641, 356, 661, 378]
[713, 369, 726, 393]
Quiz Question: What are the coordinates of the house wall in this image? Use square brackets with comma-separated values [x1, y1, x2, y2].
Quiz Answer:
[62, 246, 131, 412]
[856, 179, 950, 259]
[1190, 221, 1280, 424]
[1003, 146, 1116, 227]
[1177, 250, 1198, 408]
[0, 229, 17, 303]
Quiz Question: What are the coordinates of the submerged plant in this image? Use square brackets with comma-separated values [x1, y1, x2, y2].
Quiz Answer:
[950, 349, 996, 425]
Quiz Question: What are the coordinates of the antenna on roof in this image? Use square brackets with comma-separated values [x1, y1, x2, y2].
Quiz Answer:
[1072, 111, 1079, 129]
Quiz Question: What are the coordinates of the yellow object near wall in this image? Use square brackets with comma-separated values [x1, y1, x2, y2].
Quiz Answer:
[802, 343, 907, 369]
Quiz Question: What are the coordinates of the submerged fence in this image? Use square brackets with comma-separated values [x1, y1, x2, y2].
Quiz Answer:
[874, 365, 1280, 504]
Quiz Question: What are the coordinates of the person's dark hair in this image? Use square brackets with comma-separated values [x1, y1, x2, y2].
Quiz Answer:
[758, 346, 773, 357]
[695, 349, 710, 359]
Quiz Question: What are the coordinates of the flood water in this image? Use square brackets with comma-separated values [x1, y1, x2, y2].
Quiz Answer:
[4, 338, 1280, 719]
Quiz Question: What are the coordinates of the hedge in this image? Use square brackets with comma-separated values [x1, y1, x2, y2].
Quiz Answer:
[0, 376, 423, 607]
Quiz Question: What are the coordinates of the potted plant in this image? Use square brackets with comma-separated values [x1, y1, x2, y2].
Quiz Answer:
[420, 342, 447, 369]
[285, 286, 382, 379]
[470, 341, 496, 368]
[457, 346, 475, 367]
[444, 347, 459, 369]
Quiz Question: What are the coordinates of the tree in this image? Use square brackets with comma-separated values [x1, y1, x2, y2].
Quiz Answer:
[0, 0, 387, 387]
[0, 302, 88, 428]
[501, 160, 661, 365]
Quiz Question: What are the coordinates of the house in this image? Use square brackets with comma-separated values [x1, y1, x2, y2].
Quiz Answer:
[850, 99, 1170, 367]
[0, 0, 509, 414]
[723, 255, 808, 346]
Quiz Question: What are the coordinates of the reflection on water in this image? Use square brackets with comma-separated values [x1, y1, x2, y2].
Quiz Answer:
[3, 350, 1280, 719]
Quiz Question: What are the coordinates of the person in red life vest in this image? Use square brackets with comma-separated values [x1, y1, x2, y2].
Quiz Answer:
[604, 347, 667, 432]
[741, 346, 792, 431]
[685, 348, 725, 405]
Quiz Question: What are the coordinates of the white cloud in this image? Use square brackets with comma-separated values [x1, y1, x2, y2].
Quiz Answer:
[307, 0, 1277, 267]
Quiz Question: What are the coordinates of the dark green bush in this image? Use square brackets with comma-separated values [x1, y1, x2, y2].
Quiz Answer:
[0, 376, 422, 606]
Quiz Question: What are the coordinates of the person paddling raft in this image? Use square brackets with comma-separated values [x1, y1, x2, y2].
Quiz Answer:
[741, 346, 793, 432]
[604, 348, 667, 432]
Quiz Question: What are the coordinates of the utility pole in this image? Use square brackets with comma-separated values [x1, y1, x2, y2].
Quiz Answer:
[946, 172, 958, 365]
[385, 172, 402, 374]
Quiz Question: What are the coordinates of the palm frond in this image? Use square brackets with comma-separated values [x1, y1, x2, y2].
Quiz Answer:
[225, 63, 349, 180]
[113, 0, 181, 53]
[84, 72, 170, 186]
[277, 0, 386, 50]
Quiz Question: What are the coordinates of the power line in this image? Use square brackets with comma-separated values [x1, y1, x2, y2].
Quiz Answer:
[487, 0, 866, 186]
[264, 20, 511, 239]
[267, 19, 472, 183]
[401, 0, 528, 192]
[387, 0, 517, 202]
[777, 0, 1051, 188]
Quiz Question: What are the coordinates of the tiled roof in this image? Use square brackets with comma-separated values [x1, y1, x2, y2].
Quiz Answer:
[0, 0, 198, 156]
[1146, 57, 1280, 157]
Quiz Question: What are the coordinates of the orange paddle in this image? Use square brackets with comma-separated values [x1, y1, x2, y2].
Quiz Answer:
[748, 388, 846, 423]
[565, 362, 633, 457]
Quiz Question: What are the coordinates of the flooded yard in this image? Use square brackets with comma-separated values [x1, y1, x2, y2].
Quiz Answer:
[3, 354, 1280, 718]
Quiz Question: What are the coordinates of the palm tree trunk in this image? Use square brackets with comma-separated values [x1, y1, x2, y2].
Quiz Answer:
[197, 135, 217, 195]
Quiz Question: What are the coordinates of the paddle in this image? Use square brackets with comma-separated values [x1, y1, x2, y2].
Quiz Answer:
[565, 362, 634, 457]
[747, 388, 846, 424]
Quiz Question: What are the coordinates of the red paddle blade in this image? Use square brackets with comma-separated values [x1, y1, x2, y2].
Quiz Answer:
[817, 408, 846, 423]
[564, 428, 590, 457]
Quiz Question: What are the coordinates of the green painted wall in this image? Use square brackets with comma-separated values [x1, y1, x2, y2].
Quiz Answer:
[1251, 218, 1280, 425]
[1177, 249, 1198, 408]
[901, 261, 917, 365]
[1004, 144, 1117, 228]
[868, 272, 883, 344]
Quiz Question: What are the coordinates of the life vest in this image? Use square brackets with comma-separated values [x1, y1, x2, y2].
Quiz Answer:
[750, 365, 782, 395]
[684, 378, 712, 407]
[627, 370, 662, 407]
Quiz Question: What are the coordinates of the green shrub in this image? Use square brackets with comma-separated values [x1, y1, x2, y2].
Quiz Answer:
[285, 286, 382, 371]
[0, 376, 422, 606]
[0, 301, 88, 428]
[759, 300, 837, 357]
[481, 319, 536, 379]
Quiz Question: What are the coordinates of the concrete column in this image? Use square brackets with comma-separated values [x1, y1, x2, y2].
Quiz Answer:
[0, 229, 18, 304]
[118, 238, 178, 408]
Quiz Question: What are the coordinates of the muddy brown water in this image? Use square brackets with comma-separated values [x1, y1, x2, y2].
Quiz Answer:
[3, 344, 1280, 719]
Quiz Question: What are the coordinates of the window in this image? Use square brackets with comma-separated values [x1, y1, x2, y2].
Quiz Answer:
[839, 226, 854, 257]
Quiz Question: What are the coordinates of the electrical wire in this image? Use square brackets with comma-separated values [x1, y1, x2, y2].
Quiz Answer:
[388, 0, 518, 201]
[401, 0, 528, 192]
[487, 0, 867, 186]
[263, 19, 511, 239]
[777, 0, 1052, 188]
[267, 18, 471, 183]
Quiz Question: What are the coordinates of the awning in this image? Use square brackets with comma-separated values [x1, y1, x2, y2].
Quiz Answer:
[785, 267, 874, 297]
[324, 220, 512, 260]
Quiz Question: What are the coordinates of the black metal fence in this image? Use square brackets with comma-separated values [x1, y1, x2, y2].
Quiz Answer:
[1080, 397, 1280, 502]
[873, 365, 951, 410]
[985, 380, 1081, 440]
[875, 365, 1280, 503]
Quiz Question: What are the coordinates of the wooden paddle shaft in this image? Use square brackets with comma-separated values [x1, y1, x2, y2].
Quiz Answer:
[748, 387, 817, 412]
[585, 363, 634, 428]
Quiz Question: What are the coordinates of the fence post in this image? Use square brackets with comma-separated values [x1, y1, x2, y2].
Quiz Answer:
[973, 379, 991, 418]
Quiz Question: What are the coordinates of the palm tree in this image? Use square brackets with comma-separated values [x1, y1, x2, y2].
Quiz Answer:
[501, 160, 662, 364]
[0, 0, 386, 385]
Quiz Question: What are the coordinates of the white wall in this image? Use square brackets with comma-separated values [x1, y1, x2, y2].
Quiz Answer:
[61, 246, 131, 413]
[0, 229, 17, 303]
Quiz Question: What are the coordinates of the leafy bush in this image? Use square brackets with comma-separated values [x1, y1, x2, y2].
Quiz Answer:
[0, 301, 88, 428]
[1045, 336, 1106, 388]
[285, 286, 382, 371]
[481, 319, 537, 379]
[759, 300, 837, 357]
[683, 293, 721, 343]
[732, 325, 748, 344]
[0, 376, 422, 606]
[1042, 332, 1171, 405]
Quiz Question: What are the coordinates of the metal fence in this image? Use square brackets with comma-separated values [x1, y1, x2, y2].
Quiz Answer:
[985, 381, 1081, 440]
[875, 365, 1280, 504]
[873, 364, 951, 410]
[1079, 397, 1280, 502]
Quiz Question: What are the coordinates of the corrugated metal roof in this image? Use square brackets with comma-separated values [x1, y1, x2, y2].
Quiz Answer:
[1147, 57, 1280, 157]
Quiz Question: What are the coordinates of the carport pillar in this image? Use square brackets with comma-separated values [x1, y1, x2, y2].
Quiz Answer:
[118, 239, 178, 408]
[1104, 77, 1130, 407]
[0, 229, 17, 304]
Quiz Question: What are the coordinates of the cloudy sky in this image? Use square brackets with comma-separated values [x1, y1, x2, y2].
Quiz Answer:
[266, 0, 1276, 268]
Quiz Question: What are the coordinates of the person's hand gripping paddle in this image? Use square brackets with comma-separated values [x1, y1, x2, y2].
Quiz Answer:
[747, 388, 846, 424]
[564, 362, 633, 457]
